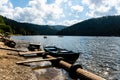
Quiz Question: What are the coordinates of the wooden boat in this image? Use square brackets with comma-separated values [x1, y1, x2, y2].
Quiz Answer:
[27, 44, 41, 51]
[43, 36, 47, 38]
[44, 46, 80, 64]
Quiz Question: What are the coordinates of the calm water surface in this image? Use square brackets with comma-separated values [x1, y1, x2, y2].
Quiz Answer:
[12, 36, 120, 80]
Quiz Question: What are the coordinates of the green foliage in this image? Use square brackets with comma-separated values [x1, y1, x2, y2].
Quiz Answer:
[0, 15, 59, 35]
[0, 24, 13, 33]
[0, 16, 13, 34]
[0, 16, 5, 25]
[57, 15, 120, 36]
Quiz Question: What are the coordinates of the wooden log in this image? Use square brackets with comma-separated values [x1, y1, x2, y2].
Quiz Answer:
[17, 51, 106, 80]
[0, 47, 25, 52]
[45, 55, 106, 80]
[16, 57, 56, 64]
[19, 50, 45, 55]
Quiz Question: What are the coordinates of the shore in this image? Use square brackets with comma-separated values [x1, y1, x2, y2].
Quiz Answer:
[0, 42, 67, 80]
[0, 42, 37, 80]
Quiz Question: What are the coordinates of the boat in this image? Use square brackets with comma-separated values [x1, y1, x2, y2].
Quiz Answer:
[43, 36, 47, 39]
[44, 46, 80, 64]
[27, 44, 41, 51]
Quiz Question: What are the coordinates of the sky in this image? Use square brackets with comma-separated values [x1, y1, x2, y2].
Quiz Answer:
[0, 0, 120, 26]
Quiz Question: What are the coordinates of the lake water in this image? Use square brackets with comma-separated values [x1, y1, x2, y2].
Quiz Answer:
[11, 36, 120, 80]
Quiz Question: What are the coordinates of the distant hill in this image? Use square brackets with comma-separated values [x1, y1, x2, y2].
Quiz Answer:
[50, 25, 66, 31]
[57, 16, 120, 36]
[0, 15, 66, 35]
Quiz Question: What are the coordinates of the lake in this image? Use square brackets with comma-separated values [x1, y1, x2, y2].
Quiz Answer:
[11, 36, 120, 80]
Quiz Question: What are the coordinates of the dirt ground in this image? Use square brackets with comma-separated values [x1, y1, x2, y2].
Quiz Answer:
[0, 42, 37, 80]
[0, 42, 68, 80]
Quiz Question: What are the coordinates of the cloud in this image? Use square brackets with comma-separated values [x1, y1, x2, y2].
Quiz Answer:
[0, 0, 120, 26]
[82, 0, 120, 18]
[62, 19, 82, 26]
[47, 21, 55, 25]
[71, 5, 84, 12]
[0, 0, 14, 18]
[0, 0, 65, 25]
[20, 0, 64, 21]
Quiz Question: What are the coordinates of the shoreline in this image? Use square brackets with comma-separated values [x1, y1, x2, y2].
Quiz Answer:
[0, 42, 67, 80]
[0, 42, 37, 80]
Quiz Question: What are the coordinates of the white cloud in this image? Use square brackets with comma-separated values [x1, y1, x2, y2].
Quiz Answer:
[68, 1, 72, 6]
[0, 0, 14, 18]
[82, 0, 90, 5]
[86, 11, 96, 17]
[55, 0, 63, 5]
[62, 20, 82, 26]
[47, 21, 55, 25]
[0, 0, 9, 5]
[27, 0, 64, 20]
[22, 0, 65, 23]
[1, 0, 120, 26]
[63, 0, 68, 3]
[82, 0, 120, 18]
[71, 5, 84, 12]
[0, 0, 66, 25]
[96, 5, 110, 13]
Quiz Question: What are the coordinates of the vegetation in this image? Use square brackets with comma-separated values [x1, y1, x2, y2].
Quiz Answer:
[0, 16, 13, 34]
[57, 15, 120, 36]
[1, 15, 120, 36]
[0, 15, 66, 35]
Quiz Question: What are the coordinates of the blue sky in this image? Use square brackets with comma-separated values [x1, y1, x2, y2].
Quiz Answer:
[0, 0, 119, 26]
[10, 0, 29, 8]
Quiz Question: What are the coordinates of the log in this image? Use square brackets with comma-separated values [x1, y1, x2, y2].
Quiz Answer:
[19, 50, 45, 55]
[16, 57, 56, 64]
[0, 47, 25, 52]
[17, 51, 106, 80]
[45, 55, 106, 80]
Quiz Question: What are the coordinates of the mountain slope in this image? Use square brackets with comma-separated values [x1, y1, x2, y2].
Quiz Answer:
[50, 25, 66, 31]
[57, 16, 120, 36]
[2, 16, 58, 35]
[0, 15, 66, 35]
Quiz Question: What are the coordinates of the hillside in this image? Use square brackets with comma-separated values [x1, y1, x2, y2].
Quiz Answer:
[0, 16, 12, 34]
[57, 16, 120, 36]
[0, 15, 66, 35]
[50, 25, 66, 31]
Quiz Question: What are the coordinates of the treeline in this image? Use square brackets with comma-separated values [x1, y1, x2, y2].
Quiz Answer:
[57, 15, 120, 36]
[2, 16, 58, 35]
[1, 15, 120, 36]
[0, 15, 66, 35]
[0, 16, 12, 34]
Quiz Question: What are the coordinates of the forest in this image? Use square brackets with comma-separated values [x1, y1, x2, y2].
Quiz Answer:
[0, 15, 65, 35]
[1, 15, 120, 36]
[57, 16, 120, 36]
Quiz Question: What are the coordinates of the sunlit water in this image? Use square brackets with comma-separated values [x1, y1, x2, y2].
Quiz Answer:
[12, 36, 120, 80]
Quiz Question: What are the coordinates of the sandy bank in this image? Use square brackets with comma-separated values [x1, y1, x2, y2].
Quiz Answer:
[0, 42, 68, 80]
[0, 42, 37, 80]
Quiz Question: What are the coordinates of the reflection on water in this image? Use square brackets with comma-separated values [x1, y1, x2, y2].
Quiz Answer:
[12, 36, 120, 80]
